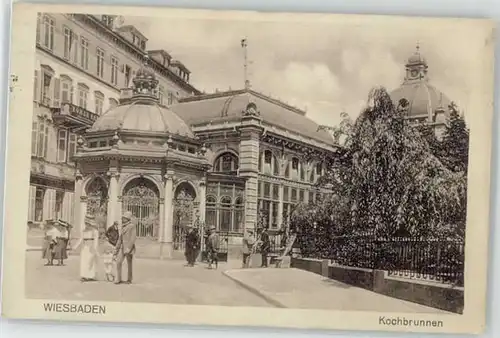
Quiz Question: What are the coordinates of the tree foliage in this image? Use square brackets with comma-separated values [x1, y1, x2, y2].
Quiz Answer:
[293, 87, 467, 248]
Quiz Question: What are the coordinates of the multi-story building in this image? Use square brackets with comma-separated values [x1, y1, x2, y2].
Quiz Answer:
[28, 13, 199, 228]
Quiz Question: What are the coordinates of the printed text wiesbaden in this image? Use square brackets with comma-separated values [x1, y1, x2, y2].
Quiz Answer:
[44, 303, 106, 315]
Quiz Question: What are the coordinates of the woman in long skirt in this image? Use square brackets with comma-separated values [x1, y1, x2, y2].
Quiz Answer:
[72, 215, 100, 282]
[53, 220, 71, 265]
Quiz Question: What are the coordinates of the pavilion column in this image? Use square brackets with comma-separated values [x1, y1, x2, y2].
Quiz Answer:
[79, 196, 88, 237]
[277, 184, 284, 229]
[106, 170, 119, 229]
[116, 196, 123, 226]
[160, 170, 175, 259]
[158, 200, 165, 242]
[73, 171, 84, 237]
[198, 180, 206, 225]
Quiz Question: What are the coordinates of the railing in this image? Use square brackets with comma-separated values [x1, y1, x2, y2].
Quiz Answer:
[51, 102, 99, 125]
[298, 234, 464, 287]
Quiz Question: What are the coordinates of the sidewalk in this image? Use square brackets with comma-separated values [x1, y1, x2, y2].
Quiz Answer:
[223, 267, 452, 313]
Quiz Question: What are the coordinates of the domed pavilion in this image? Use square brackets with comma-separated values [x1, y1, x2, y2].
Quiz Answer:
[390, 44, 454, 137]
[73, 58, 210, 259]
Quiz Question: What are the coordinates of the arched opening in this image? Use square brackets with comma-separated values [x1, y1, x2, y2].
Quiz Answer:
[173, 182, 197, 250]
[122, 177, 160, 238]
[260, 150, 280, 176]
[85, 177, 108, 233]
[213, 152, 239, 173]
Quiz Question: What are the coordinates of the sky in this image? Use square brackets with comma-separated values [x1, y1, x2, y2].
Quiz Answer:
[125, 12, 491, 127]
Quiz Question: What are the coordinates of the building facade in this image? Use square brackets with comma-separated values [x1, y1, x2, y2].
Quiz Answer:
[28, 13, 199, 228]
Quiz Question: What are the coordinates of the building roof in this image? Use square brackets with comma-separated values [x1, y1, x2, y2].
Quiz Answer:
[88, 101, 195, 138]
[171, 89, 335, 145]
[390, 82, 451, 118]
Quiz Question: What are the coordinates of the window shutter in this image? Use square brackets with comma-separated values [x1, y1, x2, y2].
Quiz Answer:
[53, 77, 61, 107]
[57, 129, 67, 162]
[33, 70, 40, 102]
[50, 190, 56, 220]
[31, 120, 38, 156]
[43, 124, 49, 159]
[42, 188, 50, 221]
[28, 185, 36, 221]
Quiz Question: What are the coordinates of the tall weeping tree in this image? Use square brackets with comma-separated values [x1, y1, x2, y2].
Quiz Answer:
[320, 87, 467, 239]
[440, 103, 470, 174]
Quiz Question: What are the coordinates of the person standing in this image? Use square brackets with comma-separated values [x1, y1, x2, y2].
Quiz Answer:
[42, 220, 59, 266]
[185, 225, 199, 267]
[114, 211, 137, 284]
[260, 226, 271, 268]
[206, 226, 219, 269]
[72, 215, 100, 282]
[53, 220, 71, 266]
[242, 228, 255, 268]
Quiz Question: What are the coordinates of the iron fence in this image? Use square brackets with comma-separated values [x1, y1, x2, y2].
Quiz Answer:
[299, 234, 464, 286]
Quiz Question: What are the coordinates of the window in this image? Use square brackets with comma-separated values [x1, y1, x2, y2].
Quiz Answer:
[63, 27, 75, 60]
[292, 158, 299, 170]
[33, 70, 39, 102]
[95, 92, 104, 115]
[57, 129, 67, 162]
[261, 150, 280, 176]
[80, 37, 89, 70]
[167, 92, 174, 105]
[111, 56, 119, 85]
[41, 72, 52, 106]
[316, 162, 322, 175]
[78, 85, 88, 109]
[258, 181, 281, 229]
[61, 77, 73, 103]
[68, 133, 76, 163]
[96, 48, 105, 78]
[214, 152, 239, 173]
[52, 77, 61, 107]
[31, 118, 49, 159]
[220, 197, 232, 231]
[55, 191, 64, 220]
[42, 15, 55, 50]
[205, 184, 245, 233]
[34, 187, 45, 222]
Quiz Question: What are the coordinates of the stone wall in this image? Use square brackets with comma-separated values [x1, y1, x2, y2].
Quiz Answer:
[291, 257, 464, 314]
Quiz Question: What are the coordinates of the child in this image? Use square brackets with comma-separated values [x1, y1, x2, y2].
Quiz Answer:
[102, 246, 116, 282]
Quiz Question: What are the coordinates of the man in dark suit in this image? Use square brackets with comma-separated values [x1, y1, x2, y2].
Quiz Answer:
[114, 211, 137, 284]
[259, 226, 271, 268]
[185, 225, 199, 267]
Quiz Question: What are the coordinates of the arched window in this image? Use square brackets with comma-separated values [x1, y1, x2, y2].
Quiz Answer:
[204, 190, 244, 233]
[261, 150, 280, 176]
[214, 152, 239, 173]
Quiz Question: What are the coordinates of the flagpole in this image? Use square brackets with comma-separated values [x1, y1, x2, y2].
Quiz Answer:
[241, 38, 250, 90]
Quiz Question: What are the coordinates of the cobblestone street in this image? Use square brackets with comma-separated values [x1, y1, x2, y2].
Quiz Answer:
[25, 252, 272, 307]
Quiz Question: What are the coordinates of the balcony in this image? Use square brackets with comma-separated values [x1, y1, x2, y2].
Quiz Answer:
[31, 158, 76, 183]
[50, 103, 99, 130]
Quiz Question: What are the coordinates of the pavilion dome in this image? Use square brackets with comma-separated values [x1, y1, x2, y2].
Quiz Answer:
[89, 101, 195, 138]
[390, 44, 452, 119]
[88, 55, 195, 138]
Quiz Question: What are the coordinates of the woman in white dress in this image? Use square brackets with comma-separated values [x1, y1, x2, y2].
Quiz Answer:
[72, 214, 100, 282]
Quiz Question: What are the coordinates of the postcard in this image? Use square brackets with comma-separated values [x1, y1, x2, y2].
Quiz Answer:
[1, 2, 495, 335]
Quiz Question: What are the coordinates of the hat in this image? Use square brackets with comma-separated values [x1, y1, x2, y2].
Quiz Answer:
[210, 226, 216, 230]
[246, 228, 254, 233]
[122, 211, 133, 222]
[56, 219, 71, 228]
[84, 215, 97, 228]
